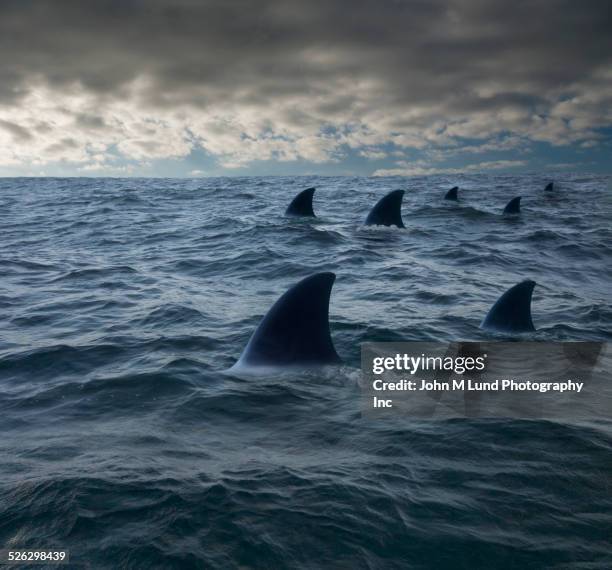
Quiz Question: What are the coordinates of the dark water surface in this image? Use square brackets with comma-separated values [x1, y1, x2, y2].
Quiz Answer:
[1, 175, 611, 569]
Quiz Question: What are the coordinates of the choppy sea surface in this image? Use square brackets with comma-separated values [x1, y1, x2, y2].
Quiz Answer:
[1, 174, 611, 569]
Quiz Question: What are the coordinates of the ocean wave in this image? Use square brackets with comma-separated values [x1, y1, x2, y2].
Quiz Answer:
[1, 174, 611, 568]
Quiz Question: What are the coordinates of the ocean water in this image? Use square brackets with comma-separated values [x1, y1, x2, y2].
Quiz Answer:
[1, 174, 611, 569]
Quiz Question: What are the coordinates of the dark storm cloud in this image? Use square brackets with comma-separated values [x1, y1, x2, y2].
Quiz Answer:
[1, 0, 610, 108]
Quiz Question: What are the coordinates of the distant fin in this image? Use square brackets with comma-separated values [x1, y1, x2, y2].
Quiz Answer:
[480, 280, 536, 332]
[365, 189, 405, 227]
[444, 186, 458, 201]
[232, 272, 341, 369]
[285, 187, 316, 217]
[544, 182, 554, 191]
[503, 196, 521, 215]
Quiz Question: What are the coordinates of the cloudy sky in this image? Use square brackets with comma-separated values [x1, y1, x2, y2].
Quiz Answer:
[0, 0, 610, 177]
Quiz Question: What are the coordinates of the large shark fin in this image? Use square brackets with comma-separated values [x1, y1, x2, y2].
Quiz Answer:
[503, 196, 521, 215]
[232, 272, 341, 369]
[444, 186, 459, 200]
[285, 187, 316, 217]
[480, 280, 536, 332]
[365, 189, 405, 227]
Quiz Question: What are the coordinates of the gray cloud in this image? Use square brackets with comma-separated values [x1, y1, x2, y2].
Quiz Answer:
[0, 119, 32, 142]
[0, 0, 611, 170]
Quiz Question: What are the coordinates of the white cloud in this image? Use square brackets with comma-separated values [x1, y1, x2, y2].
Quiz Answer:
[0, 69, 609, 174]
[373, 160, 527, 177]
